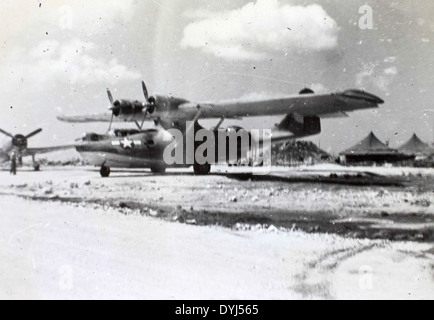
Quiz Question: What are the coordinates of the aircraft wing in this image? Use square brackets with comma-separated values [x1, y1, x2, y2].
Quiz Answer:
[0, 150, 9, 163]
[58, 89, 383, 123]
[183, 90, 383, 119]
[24, 145, 76, 156]
[57, 114, 126, 123]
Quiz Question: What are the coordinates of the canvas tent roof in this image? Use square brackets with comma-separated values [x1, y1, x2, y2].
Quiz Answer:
[398, 134, 432, 154]
[341, 132, 398, 155]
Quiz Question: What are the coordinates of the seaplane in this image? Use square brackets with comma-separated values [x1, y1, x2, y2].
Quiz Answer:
[59, 81, 384, 177]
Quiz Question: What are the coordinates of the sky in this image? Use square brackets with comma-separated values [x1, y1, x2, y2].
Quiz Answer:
[0, 0, 433, 154]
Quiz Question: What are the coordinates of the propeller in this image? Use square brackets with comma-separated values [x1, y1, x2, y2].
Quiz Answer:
[142, 81, 155, 116]
[136, 81, 157, 131]
[107, 88, 116, 132]
[106, 88, 125, 131]
[142, 81, 150, 102]
[0, 128, 14, 138]
[106, 81, 156, 132]
[26, 128, 43, 139]
[0, 128, 43, 151]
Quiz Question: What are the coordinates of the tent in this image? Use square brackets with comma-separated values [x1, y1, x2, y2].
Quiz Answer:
[398, 134, 432, 155]
[340, 132, 415, 164]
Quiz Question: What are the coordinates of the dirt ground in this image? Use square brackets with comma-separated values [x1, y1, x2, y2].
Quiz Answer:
[0, 165, 433, 299]
[1, 165, 433, 242]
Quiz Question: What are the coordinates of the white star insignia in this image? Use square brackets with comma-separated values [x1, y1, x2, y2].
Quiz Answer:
[112, 138, 142, 148]
[120, 137, 133, 149]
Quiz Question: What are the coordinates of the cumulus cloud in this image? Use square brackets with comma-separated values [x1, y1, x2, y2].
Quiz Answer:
[384, 56, 397, 63]
[238, 92, 287, 101]
[0, 1, 141, 87]
[181, 0, 339, 60]
[356, 62, 398, 94]
[10, 39, 141, 86]
[384, 67, 398, 76]
[229, 82, 327, 102]
[310, 83, 328, 94]
[0, 0, 136, 39]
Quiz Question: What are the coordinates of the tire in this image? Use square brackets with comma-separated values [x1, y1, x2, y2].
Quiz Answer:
[34, 164, 41, 171]
[193, 163, 211, 175]
[100, 165, 111, 178]
[151, 166, 166, 174]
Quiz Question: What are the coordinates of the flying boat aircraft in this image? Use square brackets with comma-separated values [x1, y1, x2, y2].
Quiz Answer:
[59, 81, 384, 176]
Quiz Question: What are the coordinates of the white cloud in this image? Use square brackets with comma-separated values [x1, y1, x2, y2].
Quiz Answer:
[238, 92, 286, 101]
[384, 56, 397, 63]
[0, 0, 136, 39]
[232, 83, 327, 102]
[310, 83, 328, 94]
[356, 62, 376, 85]
[384, 67, 398, 76]
[0, 1, 140, 88]
[356, 62, 398, 94]
[181, 0, 339, 60]
[8, 39, 141, 86]
[183, 8, 217, 20]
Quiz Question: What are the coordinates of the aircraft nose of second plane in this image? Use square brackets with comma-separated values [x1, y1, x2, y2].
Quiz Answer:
[12, 135, 28, 149]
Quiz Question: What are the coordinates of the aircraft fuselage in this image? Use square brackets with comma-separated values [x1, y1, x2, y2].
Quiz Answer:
[76, 129, 188, 169]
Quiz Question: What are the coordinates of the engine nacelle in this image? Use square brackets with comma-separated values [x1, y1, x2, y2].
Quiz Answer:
[151, 95, 190, 112]
[150, 95, 171, 111]
[277, 113, 321, 137]
[113, 100, 146, 117]
[112, 95, 190, 118]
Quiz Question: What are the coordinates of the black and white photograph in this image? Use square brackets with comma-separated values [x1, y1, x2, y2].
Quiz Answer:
[0, 0, 433, 302]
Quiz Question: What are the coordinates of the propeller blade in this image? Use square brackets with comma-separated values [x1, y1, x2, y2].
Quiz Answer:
[108, 112, 114, 132]
[107, 89, 115, 109]
[142, 81, 149, 103]
[0, 128, 14, 138]
[26, 128, 43, 139]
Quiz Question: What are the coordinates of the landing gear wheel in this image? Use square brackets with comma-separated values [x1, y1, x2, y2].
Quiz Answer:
[100, 164, 111, 178]
[194, 163, 211, 175]
[151, 166, 166, 174]
[33, 164, 40, 171]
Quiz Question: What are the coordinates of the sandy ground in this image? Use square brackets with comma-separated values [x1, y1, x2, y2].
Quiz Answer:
[1, 165, 432, 241]
[0, 165, 433, 299]
[0, 197, 433, 300]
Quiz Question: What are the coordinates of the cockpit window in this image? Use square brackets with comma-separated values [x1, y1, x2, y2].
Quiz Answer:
[114, 129, 140, 137]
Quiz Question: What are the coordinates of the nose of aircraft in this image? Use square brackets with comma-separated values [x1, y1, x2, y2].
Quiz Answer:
[12, 134, 28, 150]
